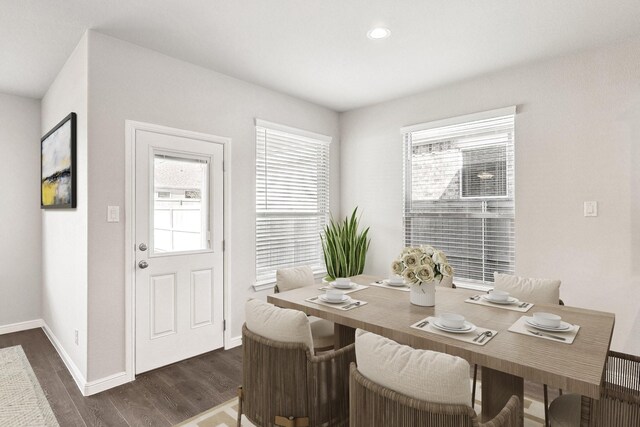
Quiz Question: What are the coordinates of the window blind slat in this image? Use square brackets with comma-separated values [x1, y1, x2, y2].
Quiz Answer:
[403, 112, 515, 286]
[256, 124, 331, 286]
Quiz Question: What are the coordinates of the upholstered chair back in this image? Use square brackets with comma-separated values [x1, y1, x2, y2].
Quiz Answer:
[355, 329, 471, 405]
[350, 329, 520, 427]
[245, 298, 314, 352]
[493, 272, 561, 305]
[275, 265, 315, 293]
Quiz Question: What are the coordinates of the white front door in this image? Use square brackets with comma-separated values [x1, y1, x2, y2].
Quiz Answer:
[134, 128, 224, 374]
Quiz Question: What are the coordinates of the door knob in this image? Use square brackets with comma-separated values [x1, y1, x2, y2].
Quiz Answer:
[138, 243, 148, 251]
[138, 260, 149, 269]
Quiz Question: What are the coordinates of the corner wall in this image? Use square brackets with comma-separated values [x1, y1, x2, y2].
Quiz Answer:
[339, 36, 640, 355]
[85, 31, 340, 381]
[40, 33, 89, 380]
[0, 93, 42, 329]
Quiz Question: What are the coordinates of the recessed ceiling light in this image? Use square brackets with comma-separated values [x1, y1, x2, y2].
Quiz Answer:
[367, 27, 391, 40]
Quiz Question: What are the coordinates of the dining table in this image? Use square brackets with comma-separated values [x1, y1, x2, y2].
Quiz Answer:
[267, 274, 615, 427]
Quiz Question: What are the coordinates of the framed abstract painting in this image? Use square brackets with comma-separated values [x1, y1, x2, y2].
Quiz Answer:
[41, 112, 77, 209]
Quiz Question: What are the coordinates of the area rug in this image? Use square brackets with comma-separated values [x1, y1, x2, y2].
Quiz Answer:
[176, 381, 546, 426]
[0, 346, 59, 426]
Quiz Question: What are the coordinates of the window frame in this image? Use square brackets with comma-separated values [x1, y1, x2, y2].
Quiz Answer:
[254, 119, 331, 291]
[401, 107, 516, 290]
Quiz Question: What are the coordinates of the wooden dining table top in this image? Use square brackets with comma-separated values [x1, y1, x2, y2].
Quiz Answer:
[267, 274, 615, 399]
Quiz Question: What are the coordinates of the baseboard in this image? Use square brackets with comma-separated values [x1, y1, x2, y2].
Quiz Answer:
[225, 335, 242, 350]
[41, 322, 88, 395]
[0, 319, 44, 335]
[41, 323, 131, 396]
[84, 371, 130, 396]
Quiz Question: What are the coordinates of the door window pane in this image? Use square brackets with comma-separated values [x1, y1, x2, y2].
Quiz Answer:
[153, 155, 209, 253]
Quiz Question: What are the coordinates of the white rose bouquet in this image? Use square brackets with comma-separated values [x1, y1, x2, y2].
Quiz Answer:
[392, 245, 453, 286]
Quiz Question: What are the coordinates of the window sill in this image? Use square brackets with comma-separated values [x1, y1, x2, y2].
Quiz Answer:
[454, 280, 493, 292]
[253, 282, 276, 292]
[253, 269, 327, 293]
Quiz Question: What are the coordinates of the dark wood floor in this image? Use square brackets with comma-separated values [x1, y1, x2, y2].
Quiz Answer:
[0, 328, 243, 427]
[2, 328, 558, 426]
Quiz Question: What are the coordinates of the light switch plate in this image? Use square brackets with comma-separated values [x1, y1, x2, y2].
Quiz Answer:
[107, 205, 120, 222]
[584, 201, 598, 217]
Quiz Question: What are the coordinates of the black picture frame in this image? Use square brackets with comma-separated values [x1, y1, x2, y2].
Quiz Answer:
[41, 112, 77, 209]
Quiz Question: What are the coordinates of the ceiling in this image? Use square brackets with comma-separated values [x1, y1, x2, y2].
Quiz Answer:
[2, 0, 640, 111]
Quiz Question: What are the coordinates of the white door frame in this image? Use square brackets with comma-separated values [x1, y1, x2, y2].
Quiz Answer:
[124, 120, 232, 382]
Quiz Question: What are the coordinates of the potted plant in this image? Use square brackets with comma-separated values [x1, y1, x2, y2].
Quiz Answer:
[321, 207, 370, 281]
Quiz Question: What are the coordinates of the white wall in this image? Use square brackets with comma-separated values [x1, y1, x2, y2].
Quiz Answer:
[0, 93, 42, 327]
[85, 31, 340, 381]
[41, 34, 89, 378]
[340, 36, 640, 355]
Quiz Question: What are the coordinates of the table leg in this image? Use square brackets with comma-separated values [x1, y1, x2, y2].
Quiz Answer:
[580, 396, 591, 427]
[334, 324, 355, 349]
[482, 367, 524, 426]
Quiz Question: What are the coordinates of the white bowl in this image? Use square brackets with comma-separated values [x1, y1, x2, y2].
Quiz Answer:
[326, 289, 345, 301]
[488, 290, 510, 301]
[389, 275, 404, 284]
[533, 312, 562, 328]
[335, 277, 350, 286]
[332, 281, 352, 289]
[438, 313, 465, 329]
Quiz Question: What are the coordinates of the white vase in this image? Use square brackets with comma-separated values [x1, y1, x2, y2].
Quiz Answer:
[410, 281, 436, 307]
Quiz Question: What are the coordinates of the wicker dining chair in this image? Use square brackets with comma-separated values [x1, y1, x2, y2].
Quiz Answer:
[352, 328, 520, 427]
[237, 325, 355, 427]
[349, 364, 520, 427]
[471, 272, 563, 426]
[275, 266, 335, 351]
[549, 350, 640, 426]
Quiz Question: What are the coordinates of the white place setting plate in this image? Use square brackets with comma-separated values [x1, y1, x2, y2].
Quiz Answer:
[481, 295, 520, 305]
[319, 294, 351, 304]
[431, 320, 477, 334]
[525, 317, 573, 332]
[386, 280, 408, 287]
[330, 281, 356, 289]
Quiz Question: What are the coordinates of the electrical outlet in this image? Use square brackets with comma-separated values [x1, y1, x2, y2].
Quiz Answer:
[584, 201, 598, 217]
[107, 205, 120, 222]
[74, 330, 79, 345]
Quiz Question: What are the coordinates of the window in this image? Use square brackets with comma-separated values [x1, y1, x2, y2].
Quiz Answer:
[255, 119, 331, 289]
[153, 154, 209, 253]
[402, 107, 515, 287]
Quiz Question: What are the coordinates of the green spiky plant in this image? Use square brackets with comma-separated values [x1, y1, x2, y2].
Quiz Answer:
[321, 207, 371, 281]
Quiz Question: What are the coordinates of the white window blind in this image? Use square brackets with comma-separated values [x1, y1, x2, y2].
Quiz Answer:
[402, 108, 515, 287]
[255, 120, 331, 288]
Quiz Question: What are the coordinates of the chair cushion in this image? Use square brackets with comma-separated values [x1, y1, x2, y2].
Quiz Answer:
[245, 299, 314, 352]
[355, 329, 471, 406]
[276, 266, 315, 293]
[309, 317, 334, 349]
[494, 272, 561, 305]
